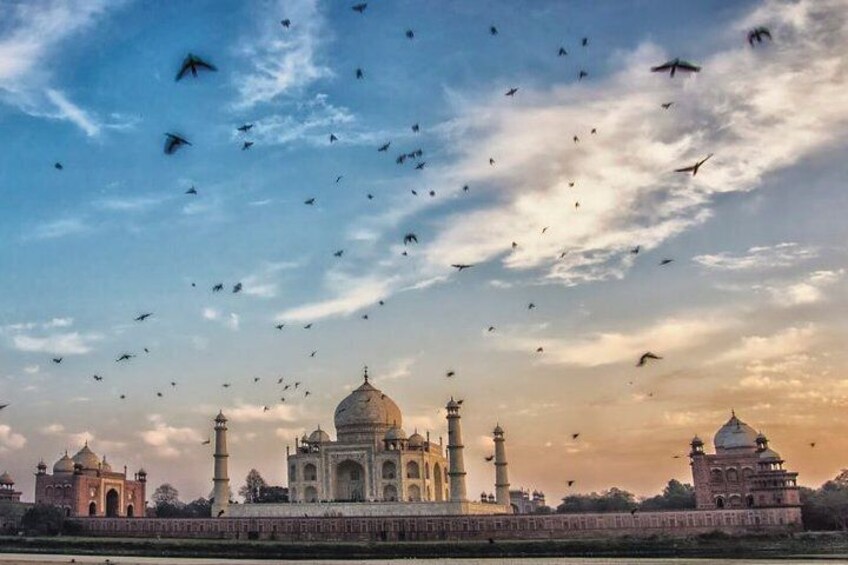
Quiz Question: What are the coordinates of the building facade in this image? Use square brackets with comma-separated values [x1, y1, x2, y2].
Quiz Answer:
[509, 489, 548, 514]
[690, 412, 800, 510]
[0, 472, 22, 503]
[34, 443, 147, 518]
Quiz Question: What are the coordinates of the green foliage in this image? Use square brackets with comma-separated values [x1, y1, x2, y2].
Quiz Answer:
[151, 483, 180, 506]
[20, 504, 65, 536]
[239, 469, 268, 503]
[256, 485, 289, 503]
[639, 479, 696, 510]
[557, 487, 637, 513]
[801, 477, 848, 531]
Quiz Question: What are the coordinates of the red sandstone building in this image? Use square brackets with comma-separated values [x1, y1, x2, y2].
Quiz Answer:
[690, 412, 799, 509]
[34, 443, 146, 517]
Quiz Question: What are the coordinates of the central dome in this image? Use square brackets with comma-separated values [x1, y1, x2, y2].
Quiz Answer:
[714, 412, 759, 451]
[334, 376, 402, 442]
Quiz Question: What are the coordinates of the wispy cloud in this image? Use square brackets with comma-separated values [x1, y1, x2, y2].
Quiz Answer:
[26, 217, 90, 240]
[11, 331, 102, 355]
[760, 269, 844, 306]
[139, 414, 203, 458]
[233, 0, 331, 109]
[276, 274, 396, 322]
[717, 325, 819, 365]
[0, 425, 27, 453]
[93, 194, 172, 212]
[693, 243, 818, 271]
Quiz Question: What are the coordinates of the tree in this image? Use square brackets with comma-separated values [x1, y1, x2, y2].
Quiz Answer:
[257, 485, 289, 503]
[557, 487, 637, 513]
[640, 479, 696, 510]
[21, 504, 66, 536]
[184, 497, 212, 518]
[800, 471, 848, 531]
[239, 469, 268, 503]
[152, 483, 181, 506]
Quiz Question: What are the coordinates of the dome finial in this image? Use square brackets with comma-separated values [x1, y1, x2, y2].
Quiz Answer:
[363, 365, 369, 383]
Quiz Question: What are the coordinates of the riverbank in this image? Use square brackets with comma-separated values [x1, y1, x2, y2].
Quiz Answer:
[0, 532, 847, 560]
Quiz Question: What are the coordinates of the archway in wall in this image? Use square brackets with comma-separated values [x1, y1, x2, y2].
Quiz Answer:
[304, 486, 318, 502]
[434, 463, 443, 501]
[408, 484, 421, 501]
[127, 504, 134, 517]
[105, 489, 120, 517]
[88, 502, 97, 516]
[334, 460, 365, 501]
[383, 484, 398, 501]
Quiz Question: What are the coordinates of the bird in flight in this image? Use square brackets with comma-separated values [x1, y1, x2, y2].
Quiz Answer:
[411, 123, 419, 133]
[675, 154, 713, 176]
[558, 47, 567, 56]
[630, 246, 640, 255]
[484, 455, 494, 462]
[578, 70, 588, 81]
[415, 162, 426, 170]
[528, 303, 536, 310]
[810, 442, 817, 448]
[304, 198, 316, 205]
[489, 158, 495, 165]
[490, 25, 498, 36]
[93, 375, 103, 382]
[334, 250, 344, 258]
[310, 351, 317, 358]
[212, 283, 224, 292]
[378, 142, 390, 152]
[463, 185, 469, 192]
[164, 133, 191, 155]
[651, 58, 701, 77]
[661, 102, 674, 109]
[237, 124, 253, 133]
[54, 162, 63, 170]
[572, 433, 580, 440]
[0, 403, 7, 411]
[446, 370, 456, 378]
[175, 53, 217, 81]
[403, 233, 418, 245]
[582, 37, 588, 47]
[241, 141, 254, 150]
[52, 357, 63, 364]
[335, 175, 343, 183]
[116, 353, 135, 362]
[329, 134, 338, 143]
[232, 282, 242, 294]
[185, 186, 197, 195]
[536, 347, 544, 353]
[748, 26, 772, 46]
[505, 88, 518, 96]
[134, 313, 153, 322]
[355, 68, 364, 79]
[452, 264, 474, 271]
[405, 29, 414, 39]
[280, 19, 291, 29]
[487, 326, 496, 332]
[659, 258, 674, 266]
[637, 352, 662, 367]
[352, 3, 367, 13]
[303, 324, 313, 329]
[201, 439, 211, 445]
[567, 480, 575, 487]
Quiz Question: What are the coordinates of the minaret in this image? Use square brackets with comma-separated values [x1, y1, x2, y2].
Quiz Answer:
[446, 397, 467, 502]
[211, 411, 230, 517]
[493, 423, 510, 506]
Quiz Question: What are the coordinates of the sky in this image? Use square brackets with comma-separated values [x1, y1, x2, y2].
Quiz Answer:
[2, 0, 848, 506]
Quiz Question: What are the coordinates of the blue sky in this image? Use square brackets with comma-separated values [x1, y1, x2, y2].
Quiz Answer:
[2, 0, 848, 504]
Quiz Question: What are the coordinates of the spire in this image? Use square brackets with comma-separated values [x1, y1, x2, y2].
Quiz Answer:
[363, 365, 369, 383]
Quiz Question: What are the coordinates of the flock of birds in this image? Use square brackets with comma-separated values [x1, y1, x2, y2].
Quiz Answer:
[2, 4, 801, 493]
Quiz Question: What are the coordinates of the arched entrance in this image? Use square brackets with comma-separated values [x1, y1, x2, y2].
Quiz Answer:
[304, 486, 318, 502]
[126, 504, 134, 517]
[383, 484, 398, 501]
[434, 463, 444, 501]
[105, 489, 119, 517]
[88, 502, 96, 516]
[335, 460, 365, 501]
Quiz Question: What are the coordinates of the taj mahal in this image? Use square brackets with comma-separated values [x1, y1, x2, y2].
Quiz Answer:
[212, 369, 511, 518]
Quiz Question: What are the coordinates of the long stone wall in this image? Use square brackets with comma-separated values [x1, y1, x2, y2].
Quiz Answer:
[227, 500, 508, 518]
[71, 506, 802, 541]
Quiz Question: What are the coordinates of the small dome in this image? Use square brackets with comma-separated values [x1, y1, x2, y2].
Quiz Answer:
[215, 411, 227, 423]
[714, 412, 759, 450]
[759, 447, 782, 460]
[37, 460, 47, 470]
[446, 397, 459, 409]
[494, 424, 504, 435]
[408, 431, 425, 447]
[385, 425, 407, 441]
[308, 427, 331, 443]
[0, 472, 13, 485]
[53, 452, 74, 474]
[691, 435, 704, 445]
[100, 456, 112, 473]
[137, 468, 147, 475]
[72, 443, 100, 470]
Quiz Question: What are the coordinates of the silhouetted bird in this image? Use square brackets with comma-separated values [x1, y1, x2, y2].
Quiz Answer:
[810, 442, 817, 448]
[582, 37, 588, 46]
[484, 455, 494, 462]
[335, 175, 343, 183]
[329, 134, 338, 143]
[463, 185, 469, 192]
[631, 246, 640, 254]
[488, 326, 496, 332]
[411, 123, 420, 132]
[310, 351, 317, 358]
[528, 303, 536, 310]
[281, 19, 291, 28]
[637, 352, 662, 367]
[352, 3, 367, 13]
[242, 141, 254, 150]
[355, 68, 364, 79]
[661, 102, 674, 109]
[660, 258, 674, 266]
[452, 264, 474, 271]
[54, 162, 63, 170]
[748, 26, 772, 46]
[572, 433, 580, 440]
[232, 282, 242, 294]
[403, 233, 418, 245]
[185, 186, 197, 195]
[505, 87, 518, 96]
[202, 439, 211, 445]
[304, 198, 315, 205]
[536, 347, 544, 353]
[156, 392, 163, 398]
[116, 354, 134, 362]
[303, 324, 312, 329]
[558, 47, 567, 56]
[405, 29, 414, 39]
[134, 313, 153, 322]
[0, 404, 7, 411]
[675, 154, 713, 176]
[490, 25, 498, 35]
[93, 375, 103, 382]
[378, 142, 390, 152]
[415, 162, 426, 170]
[651, 58, 701, 77]
[489, 158, 495, 165]
[212, 283, 224, 292]
[237, 124, 253, 133]
[164, 133, 191, 155]
[578, 70, 588, 80]
[567, 480, 575, 487]
[446, 370, 455, 378]
[334, 250, 344, 257]
[176, 53, 217, 81]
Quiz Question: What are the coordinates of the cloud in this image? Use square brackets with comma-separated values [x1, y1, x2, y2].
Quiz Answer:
[226, 313, 240, 331]
[0, 425, 27, 453]
[762, 269, 844, 306]
[693, 243, 818, 271]
[93, 194, 171, 212]
[27, 217, 90, 240]
[139, 415, 203, 458]
[0, 1, 125, 135]
[225, 403, 297, 423]
[43, 318, 73, 329]
[276, 274, 396, 322]
[495, 313, 733, 367]
[11, 331, 102, 355]
[718, 325, 818, 365]
[233, 0, 331, 108]
[41, 423, 65, 435]
[202, 308, 220, 321]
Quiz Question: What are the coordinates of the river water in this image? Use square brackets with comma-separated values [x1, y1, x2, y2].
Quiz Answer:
[0, 556, 841, 565]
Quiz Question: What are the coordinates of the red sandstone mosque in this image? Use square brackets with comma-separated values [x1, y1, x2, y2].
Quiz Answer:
[689, 411, 800, 510]
[33, 443, 147, 518]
